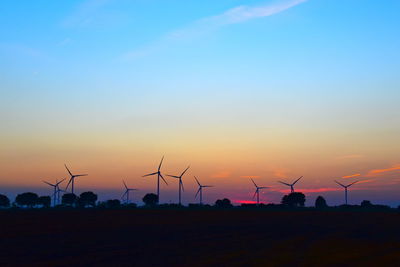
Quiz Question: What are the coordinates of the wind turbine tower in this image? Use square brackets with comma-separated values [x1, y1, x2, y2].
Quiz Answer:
[278, 176, 303, 193]
[122, 180, 138, 204]
[143, 156, 167, 203]
[43, 178, 65, 206]
[335, 180, 358, 205]
[194, 176, 213, 205]
[167, 166, 190, 205]
[251, 178, 269, 205]
[65, 164, 88, 194]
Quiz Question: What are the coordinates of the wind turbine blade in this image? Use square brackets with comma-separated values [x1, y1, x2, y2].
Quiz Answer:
[123, 180, 128, 189]
[335, 180, 345, 187]
[194, 176, 201, 186]
[158, 156, 164, 171]
[259, 187, 269, 189]
[195, 188, 201, 198]
[251, 178, 258, 188]
[75, 174, 88, 177]
[166, 175, 180, 178]
[181, 166, 190, 177]
[55, 178, 66, 186]
[43, 181, 55, 187]
[121, 191, 127, 199]
[180, 179, 185, 192]
[65, 178, 73, 189]
[143, 172, 158, 177]
[278, 181, 291, 186]
[204, 185, 213, 188]
[253, 190, 257, 199]
[348, 180, 359, 187]
[160, 173, 168, 185]
[292, 176, 303, 185]
[64, 164, 73, 176]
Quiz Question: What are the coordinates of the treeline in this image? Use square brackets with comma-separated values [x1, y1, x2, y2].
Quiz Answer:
[0, 192, 397, 211]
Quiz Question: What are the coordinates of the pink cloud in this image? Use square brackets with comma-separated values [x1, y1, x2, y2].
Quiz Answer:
[240, 175, 261, 179]
[234, 200, 258, 204]
[366, 164, 400, 177]
[342, 173, 361, 179]
[274, 187, 341, 194]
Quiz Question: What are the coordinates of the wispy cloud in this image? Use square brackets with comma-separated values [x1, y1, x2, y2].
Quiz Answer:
[240, 175, 261, 179]
[272, 167, 289, 179]
[274, 187, 342, 194]
[234, 200, 258, 204]
[62, 0, 123, 28]
[342, 173, 361, 179]
[210, 170, 231, 178]
[356, 179, 375, 184]
[366, 164, 400, 177]
[122, 0, 307, 60]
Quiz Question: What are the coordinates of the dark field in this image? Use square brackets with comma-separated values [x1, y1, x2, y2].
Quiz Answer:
[1, 209, 399, 266]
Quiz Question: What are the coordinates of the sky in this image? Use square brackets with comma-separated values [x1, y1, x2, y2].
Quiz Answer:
[0, 0, 399, 206]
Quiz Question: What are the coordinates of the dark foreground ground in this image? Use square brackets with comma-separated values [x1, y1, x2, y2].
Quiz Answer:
[0, 209, 399, 266]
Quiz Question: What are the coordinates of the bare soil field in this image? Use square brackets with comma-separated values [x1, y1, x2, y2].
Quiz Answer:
[0, 209, 399, 266]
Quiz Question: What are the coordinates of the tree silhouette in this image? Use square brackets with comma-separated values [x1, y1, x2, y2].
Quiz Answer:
[0, 194, 10, 208]
[62, 193, 77, 206]
[315, 196, 328, 209]
[106, 199, 121, 208]
[281, 192, 306, 207]
[37, 196, 51, 208]
[215, 198, 233, 208]
[361, 200, 372, 208]
[143, 193, 158, 206]
[78, 191, 98, 207]
[15, 192, 39, 208]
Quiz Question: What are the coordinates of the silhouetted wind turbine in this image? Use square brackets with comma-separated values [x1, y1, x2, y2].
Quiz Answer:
[335, 180, 358, 205]
[167, 166, 190, 205]
[43, 178, 65, 206]
[278, 176, 303, 193]
[65, 164, 88, 194]
[55, 185, 66, 205]
[143, 156, 167, 203]
[194, 176, 213, 205]
[122, 180, 138, 204]
[251, 179, 269, 205]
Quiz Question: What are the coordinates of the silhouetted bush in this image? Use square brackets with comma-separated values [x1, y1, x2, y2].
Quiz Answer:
[215, 198, 233, 208]
[281, 192, 306, 207]
[361, 200, 372, 208]
[62, 193, 77, 206]
[106, 199, 121, 208]
[125, 203, 137, 209]
[315, 196, 328, 209]
[78, 191, 98, 207]
[142, 193, 158, 206]
[0, 194, 10, 208]
[37, 196, 51, 208]
[15, 192, 39, 208]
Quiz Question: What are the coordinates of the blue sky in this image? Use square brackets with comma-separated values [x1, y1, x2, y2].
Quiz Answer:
[0, 0, 399, 205]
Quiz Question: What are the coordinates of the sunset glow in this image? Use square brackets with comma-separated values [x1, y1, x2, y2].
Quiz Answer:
[0, 0, 399, 207]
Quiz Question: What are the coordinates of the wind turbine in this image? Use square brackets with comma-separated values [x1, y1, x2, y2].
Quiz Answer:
[335, 180, 358, 205]
[278, 176, 303, 193]
[55, 185, 66, 205]
[65, 164, 88, 194]
[43, 178, 65, 206]
[167, 166, 190, 205]
[194, 176, 213, 205]
[251, 179, 269, 205]
[122, 180, 138, 204]
[143, 156, 167, 203]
